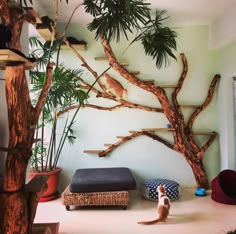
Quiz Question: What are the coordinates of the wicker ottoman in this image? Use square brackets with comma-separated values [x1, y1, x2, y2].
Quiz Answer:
[62, 167, 136, 210]
[62, 186, 129, 210]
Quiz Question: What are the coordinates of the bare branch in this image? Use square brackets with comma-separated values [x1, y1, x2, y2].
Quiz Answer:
[172, 53, 188, 114]
[200, 132, 217, 158]
[63, 38, 100, 79]
[101, 36, 174, 121]
[33, 63, 54, 122]
[98, 131, 175, 157]
[187, 74, 221, 130]
[56, 65, 164, 114]
[57, 104, 125, 117]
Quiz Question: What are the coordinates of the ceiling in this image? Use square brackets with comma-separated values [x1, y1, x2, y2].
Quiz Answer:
[31, 0, 236, 26]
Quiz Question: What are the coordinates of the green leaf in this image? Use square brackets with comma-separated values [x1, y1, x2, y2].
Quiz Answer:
[132, 10, 177, 68]
[85, 0, 151, 42]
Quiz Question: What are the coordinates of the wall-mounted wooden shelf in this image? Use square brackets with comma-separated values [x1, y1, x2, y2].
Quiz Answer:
[61, 44, 86, 51]
[95, 57, 108, 61]
[116, 136, 126, 139]
[138, 128, 214, 136]
[94, 57, 129, 66]
[0, 49, 36, 70]
[140, 128, 175, 132]
[35, 27, 54, 41]
[194, 132, 216, 136]
[83, 150, 103, 154]
[83, 129, 216, 155]
[104, 144, 113, 147]
[130, 71, 140, 75]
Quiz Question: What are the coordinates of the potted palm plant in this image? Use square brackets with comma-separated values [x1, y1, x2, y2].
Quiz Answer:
[29, 37, 88, 201]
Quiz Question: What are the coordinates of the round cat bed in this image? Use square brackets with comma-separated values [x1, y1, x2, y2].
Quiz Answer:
[211, 169, 236, 205]
[142, 178, 180, 201]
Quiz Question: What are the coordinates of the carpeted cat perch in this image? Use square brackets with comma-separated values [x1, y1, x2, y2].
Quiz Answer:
[211, 169, 236, 205]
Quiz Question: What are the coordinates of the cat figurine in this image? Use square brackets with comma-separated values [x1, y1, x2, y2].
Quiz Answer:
[103, 74, 127, 99]
[138, 185, 170, 225]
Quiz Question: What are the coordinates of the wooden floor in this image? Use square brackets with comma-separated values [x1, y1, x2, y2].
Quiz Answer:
[34, 188, 236, 234]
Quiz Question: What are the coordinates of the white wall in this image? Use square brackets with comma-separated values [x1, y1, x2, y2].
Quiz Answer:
[210, 4, 236, 49]
[56, 24, 220, 191]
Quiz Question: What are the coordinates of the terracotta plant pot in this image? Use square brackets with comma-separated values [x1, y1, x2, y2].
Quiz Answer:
[29, 167, 62, 202]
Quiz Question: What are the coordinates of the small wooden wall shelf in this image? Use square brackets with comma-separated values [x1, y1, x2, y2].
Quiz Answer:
[116, 136, 126, 139]
[140, 128, 175, 132]
[139, 129, 214, 136]
[194, 132, 216, 136]
[104, 144, 113, 147]
[61, 44, 86, 51]
[83, 150, 103, 154]
[0, 49, 35, 70]
[83, 129, 216, 154]
[95, 57, 108, 61]
[130, 71, 140, 75]
[94, 57, 129, 66]
[36, 27, 54, 41]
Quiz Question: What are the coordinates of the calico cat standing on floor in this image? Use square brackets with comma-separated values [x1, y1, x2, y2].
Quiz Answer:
[138, 185, 170, 225]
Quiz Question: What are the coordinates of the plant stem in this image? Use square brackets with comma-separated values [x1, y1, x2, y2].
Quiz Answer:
[53, 66, 111, 166]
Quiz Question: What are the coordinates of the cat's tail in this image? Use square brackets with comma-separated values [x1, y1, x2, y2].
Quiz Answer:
[137, 218, 161, 225]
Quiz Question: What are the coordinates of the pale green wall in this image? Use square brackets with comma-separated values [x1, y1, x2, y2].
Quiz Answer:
[56, 25, 220, 190]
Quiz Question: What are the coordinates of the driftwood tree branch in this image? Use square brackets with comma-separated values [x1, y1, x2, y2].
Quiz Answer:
[79, 36, 221, 189]
[33, 63, 54, 123]
[172, 53, 188, 114]
[200, 132, 217, 158]
[188, 74, 221, 130]
[98, 131, 175, 157]
[56, 63, 164, 115]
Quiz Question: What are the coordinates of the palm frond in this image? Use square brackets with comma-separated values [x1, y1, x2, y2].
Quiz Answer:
[86, 0, 151, 42]
[131, 10, 177, 68]
[17, 0, 33, 7]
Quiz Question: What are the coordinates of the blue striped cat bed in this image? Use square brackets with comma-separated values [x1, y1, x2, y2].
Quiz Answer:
[142, 178, 180, 201]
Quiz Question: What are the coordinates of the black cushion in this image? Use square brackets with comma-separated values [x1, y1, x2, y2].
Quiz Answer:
[70, 167, 136, 193]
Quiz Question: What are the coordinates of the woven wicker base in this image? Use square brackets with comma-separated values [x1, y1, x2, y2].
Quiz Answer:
[62, 186, 129, 210]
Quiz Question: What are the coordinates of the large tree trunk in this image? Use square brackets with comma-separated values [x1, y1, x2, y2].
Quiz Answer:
[183, 151, 209, 189]
[4, 65, 34, 191]
[0, 63, 53, 232]
[0, 64, 38, 233]
[0, 2, 54, 232]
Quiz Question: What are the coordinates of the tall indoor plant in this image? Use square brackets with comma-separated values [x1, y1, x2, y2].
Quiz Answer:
[29, 37, 88, 201]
